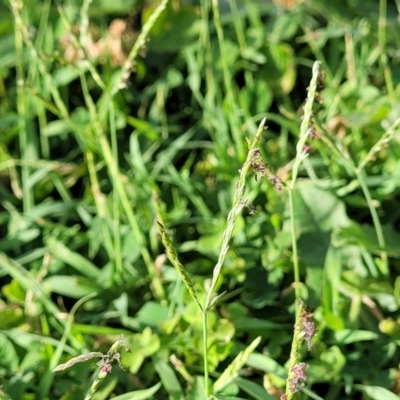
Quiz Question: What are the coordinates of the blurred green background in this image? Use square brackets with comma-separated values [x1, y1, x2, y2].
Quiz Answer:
[1, 0, 400, 399]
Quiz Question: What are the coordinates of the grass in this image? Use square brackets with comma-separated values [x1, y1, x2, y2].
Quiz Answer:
[1, 0, 400, 399]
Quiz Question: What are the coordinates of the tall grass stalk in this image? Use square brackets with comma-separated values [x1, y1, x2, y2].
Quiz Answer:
[283, 61, 321, 399]
[157, 118, 266, 397]
[202, 118, 267, 395]
[211, 0, 245, 160]
[9, 0, 33, 212]
[288, 61, 321, 300]
[378, 0, 395, 104]
[108, 0, 170, 98]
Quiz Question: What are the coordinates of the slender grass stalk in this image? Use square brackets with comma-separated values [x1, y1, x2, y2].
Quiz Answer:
[57, 5, 106, 91]
[202, 118, 266, 396]
[9, 0, 33, 212]
[211, 0, 245, 160]
[378, 0, 395, 105]
[282, 61, 320, 399]
[79, 0, 93, 50]
[157, 119, 267, 396]
[284, 301, 315, 400]
[108, 0, 170, 97]
[109, 101, 123, 276]
[357, 116, 400, 172]
[354, 169, 388, 274]
[86, 149, 116, 259]
[199, 0, 215, 102]
[31, 0, 51, 159]
[288, 61, 321, 299]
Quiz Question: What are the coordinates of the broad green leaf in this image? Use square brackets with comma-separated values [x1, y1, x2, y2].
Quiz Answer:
[319, 346, 346, 373]
[186, 377, 207, 400]
[264, 43, 296, 94]
[111, 382, 162, 400]
[146, 5, 200, 52]
[330, 329, 379, 344]
[246, 353, 287, 381]
[322, 244, 342, 315]
[136, 302, 169, 327]
[46, 238, 100, 280]
[213, 397, 248, 400]
[355, 384, 399, 400]
[153, 356, 183, 400]
[43, 275, 98, 298]
[235, 377, 276, 400]
[0, 333, 19, 371]
[290, 181, 350, 233]
[233, 318, 286, 331]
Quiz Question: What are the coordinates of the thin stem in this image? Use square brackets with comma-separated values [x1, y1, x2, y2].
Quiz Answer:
[9, 0, 33, 212]
[211, 0, 245, 159]
[109, 101, 123, 277]
[202, 118, 266, 397]
[288, 190, 301, 299]
[200, 0, 215, 101]
[284, 301, 307, 400]
[378, 0, 395, 105]
[288, 61, 321, 300]
[203, 311, 209, 396]
[204, 118, 266, 311]
[109, 0, 169, 97]
[354, 169, 388, 275]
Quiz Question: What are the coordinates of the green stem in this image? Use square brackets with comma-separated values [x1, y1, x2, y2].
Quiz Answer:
[378, 0, 395, 105]
[211, 0, 245, 160]
[288, 189, 301, 299]
[354, 169, 388, 275]
[203, 311, 209, 396]
[9, 0, 33, 212]
[109, 101, 123, 278]
[288, 61, 321, 299]
[202, 118, 266, 397]
[284, 301, 306, 400]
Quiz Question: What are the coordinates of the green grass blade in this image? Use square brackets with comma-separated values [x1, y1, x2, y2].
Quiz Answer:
[213, 336, 261, 394]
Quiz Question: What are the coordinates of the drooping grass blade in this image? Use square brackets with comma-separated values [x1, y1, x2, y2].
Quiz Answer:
[53, 352, 104, 372]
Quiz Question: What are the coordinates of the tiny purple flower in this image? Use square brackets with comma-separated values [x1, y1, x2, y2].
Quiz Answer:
[288, 362, 309, 393]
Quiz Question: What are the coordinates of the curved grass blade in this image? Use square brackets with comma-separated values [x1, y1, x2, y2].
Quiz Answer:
[53, 352, 104, 372]
[213, 336, 262, 394]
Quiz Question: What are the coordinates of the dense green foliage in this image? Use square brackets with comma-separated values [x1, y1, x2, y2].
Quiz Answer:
[1, 0, 400, 399]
